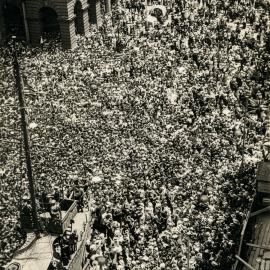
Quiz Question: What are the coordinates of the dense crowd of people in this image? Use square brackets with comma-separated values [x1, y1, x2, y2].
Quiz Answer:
[1, 0, 270, 269]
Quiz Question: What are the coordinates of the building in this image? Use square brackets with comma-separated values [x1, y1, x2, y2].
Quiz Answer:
[0, 0, 112, 49]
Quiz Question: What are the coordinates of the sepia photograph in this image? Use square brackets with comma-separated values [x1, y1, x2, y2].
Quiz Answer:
[0, 0, 270, 269]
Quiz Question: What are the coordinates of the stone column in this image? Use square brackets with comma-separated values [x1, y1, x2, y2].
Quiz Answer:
[82, 5, 90, 35]
[28, 17, 42, 46]
[59, 18, 77, 49]
[96, 0, 102, 26]
[105, 0, 111, 13]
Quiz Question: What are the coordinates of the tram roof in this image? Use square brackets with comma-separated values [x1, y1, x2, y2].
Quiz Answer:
[8, 235, 56, 270]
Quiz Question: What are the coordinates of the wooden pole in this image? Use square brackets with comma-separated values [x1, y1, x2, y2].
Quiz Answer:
[12, 36, 39, 231]
[250, 206, 270, 218]
[235, 255, 256, 270]
[246, 243, 270, 251]
[237, 219, 248, 256]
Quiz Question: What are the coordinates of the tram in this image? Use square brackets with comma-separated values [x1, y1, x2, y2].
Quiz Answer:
[5, 188, 92, 270]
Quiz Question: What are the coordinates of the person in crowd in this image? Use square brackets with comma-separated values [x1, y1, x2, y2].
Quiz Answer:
[20, 197, 32, 218]
[1, 0, 270, 268]
[69, 230, 78, 253]
[60, 232, 71, 266]
[50, 200, 62, 220]
[53, 186, 62, 202]
[73, 185, 84, 212]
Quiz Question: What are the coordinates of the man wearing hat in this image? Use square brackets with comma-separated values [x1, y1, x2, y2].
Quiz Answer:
[50, 199, 61, 219]
[53, 186, 62, 202]
[73, 185, 84, 212]
[21, 196, 32, 218]
[61, 232, 71, 266]
[69, 230, 78, 253]
[53, 242, 62, 261]
[39, 187, 50, 212]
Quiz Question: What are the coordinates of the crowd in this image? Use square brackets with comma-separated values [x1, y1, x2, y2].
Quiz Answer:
[1, 0, 270, 269]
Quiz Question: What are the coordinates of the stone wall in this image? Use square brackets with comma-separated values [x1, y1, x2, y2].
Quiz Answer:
[0, 1, 5, 45]
[25, 0, 88, 49]
[1, 0, 107, 49]
[0, 0, 25, 44]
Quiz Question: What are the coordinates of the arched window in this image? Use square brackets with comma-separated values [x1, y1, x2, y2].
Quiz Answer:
[74, 1, 84, 35]
[88, 0, 99, 24]
[39, 7, 60, 39]
[3, 0, 24, 39]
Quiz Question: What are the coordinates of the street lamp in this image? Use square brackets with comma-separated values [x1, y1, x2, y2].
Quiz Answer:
[11, 36, 40, 233]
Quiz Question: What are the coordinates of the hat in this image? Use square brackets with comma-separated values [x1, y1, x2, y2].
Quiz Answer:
[160, 263, 166, 268]
[142, 256, 149, 262]
[50, 199, 56, 205]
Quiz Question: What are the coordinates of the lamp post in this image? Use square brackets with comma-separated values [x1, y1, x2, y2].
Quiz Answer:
[12, 36, 39, 232]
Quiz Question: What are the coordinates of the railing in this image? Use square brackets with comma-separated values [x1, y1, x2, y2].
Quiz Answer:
[39, 199, 77, 234]
[82, 260, 91, 270]
[62, 200, 77, 232]
[68, 205, 92, 270]
[233, 196, 255, 270]
[68, 239, 87, 270]
[249, 205, 270, 218]
[235, 256, 256, 270]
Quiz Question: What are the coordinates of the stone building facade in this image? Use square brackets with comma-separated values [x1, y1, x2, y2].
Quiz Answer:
[1, 0, 110, 49]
